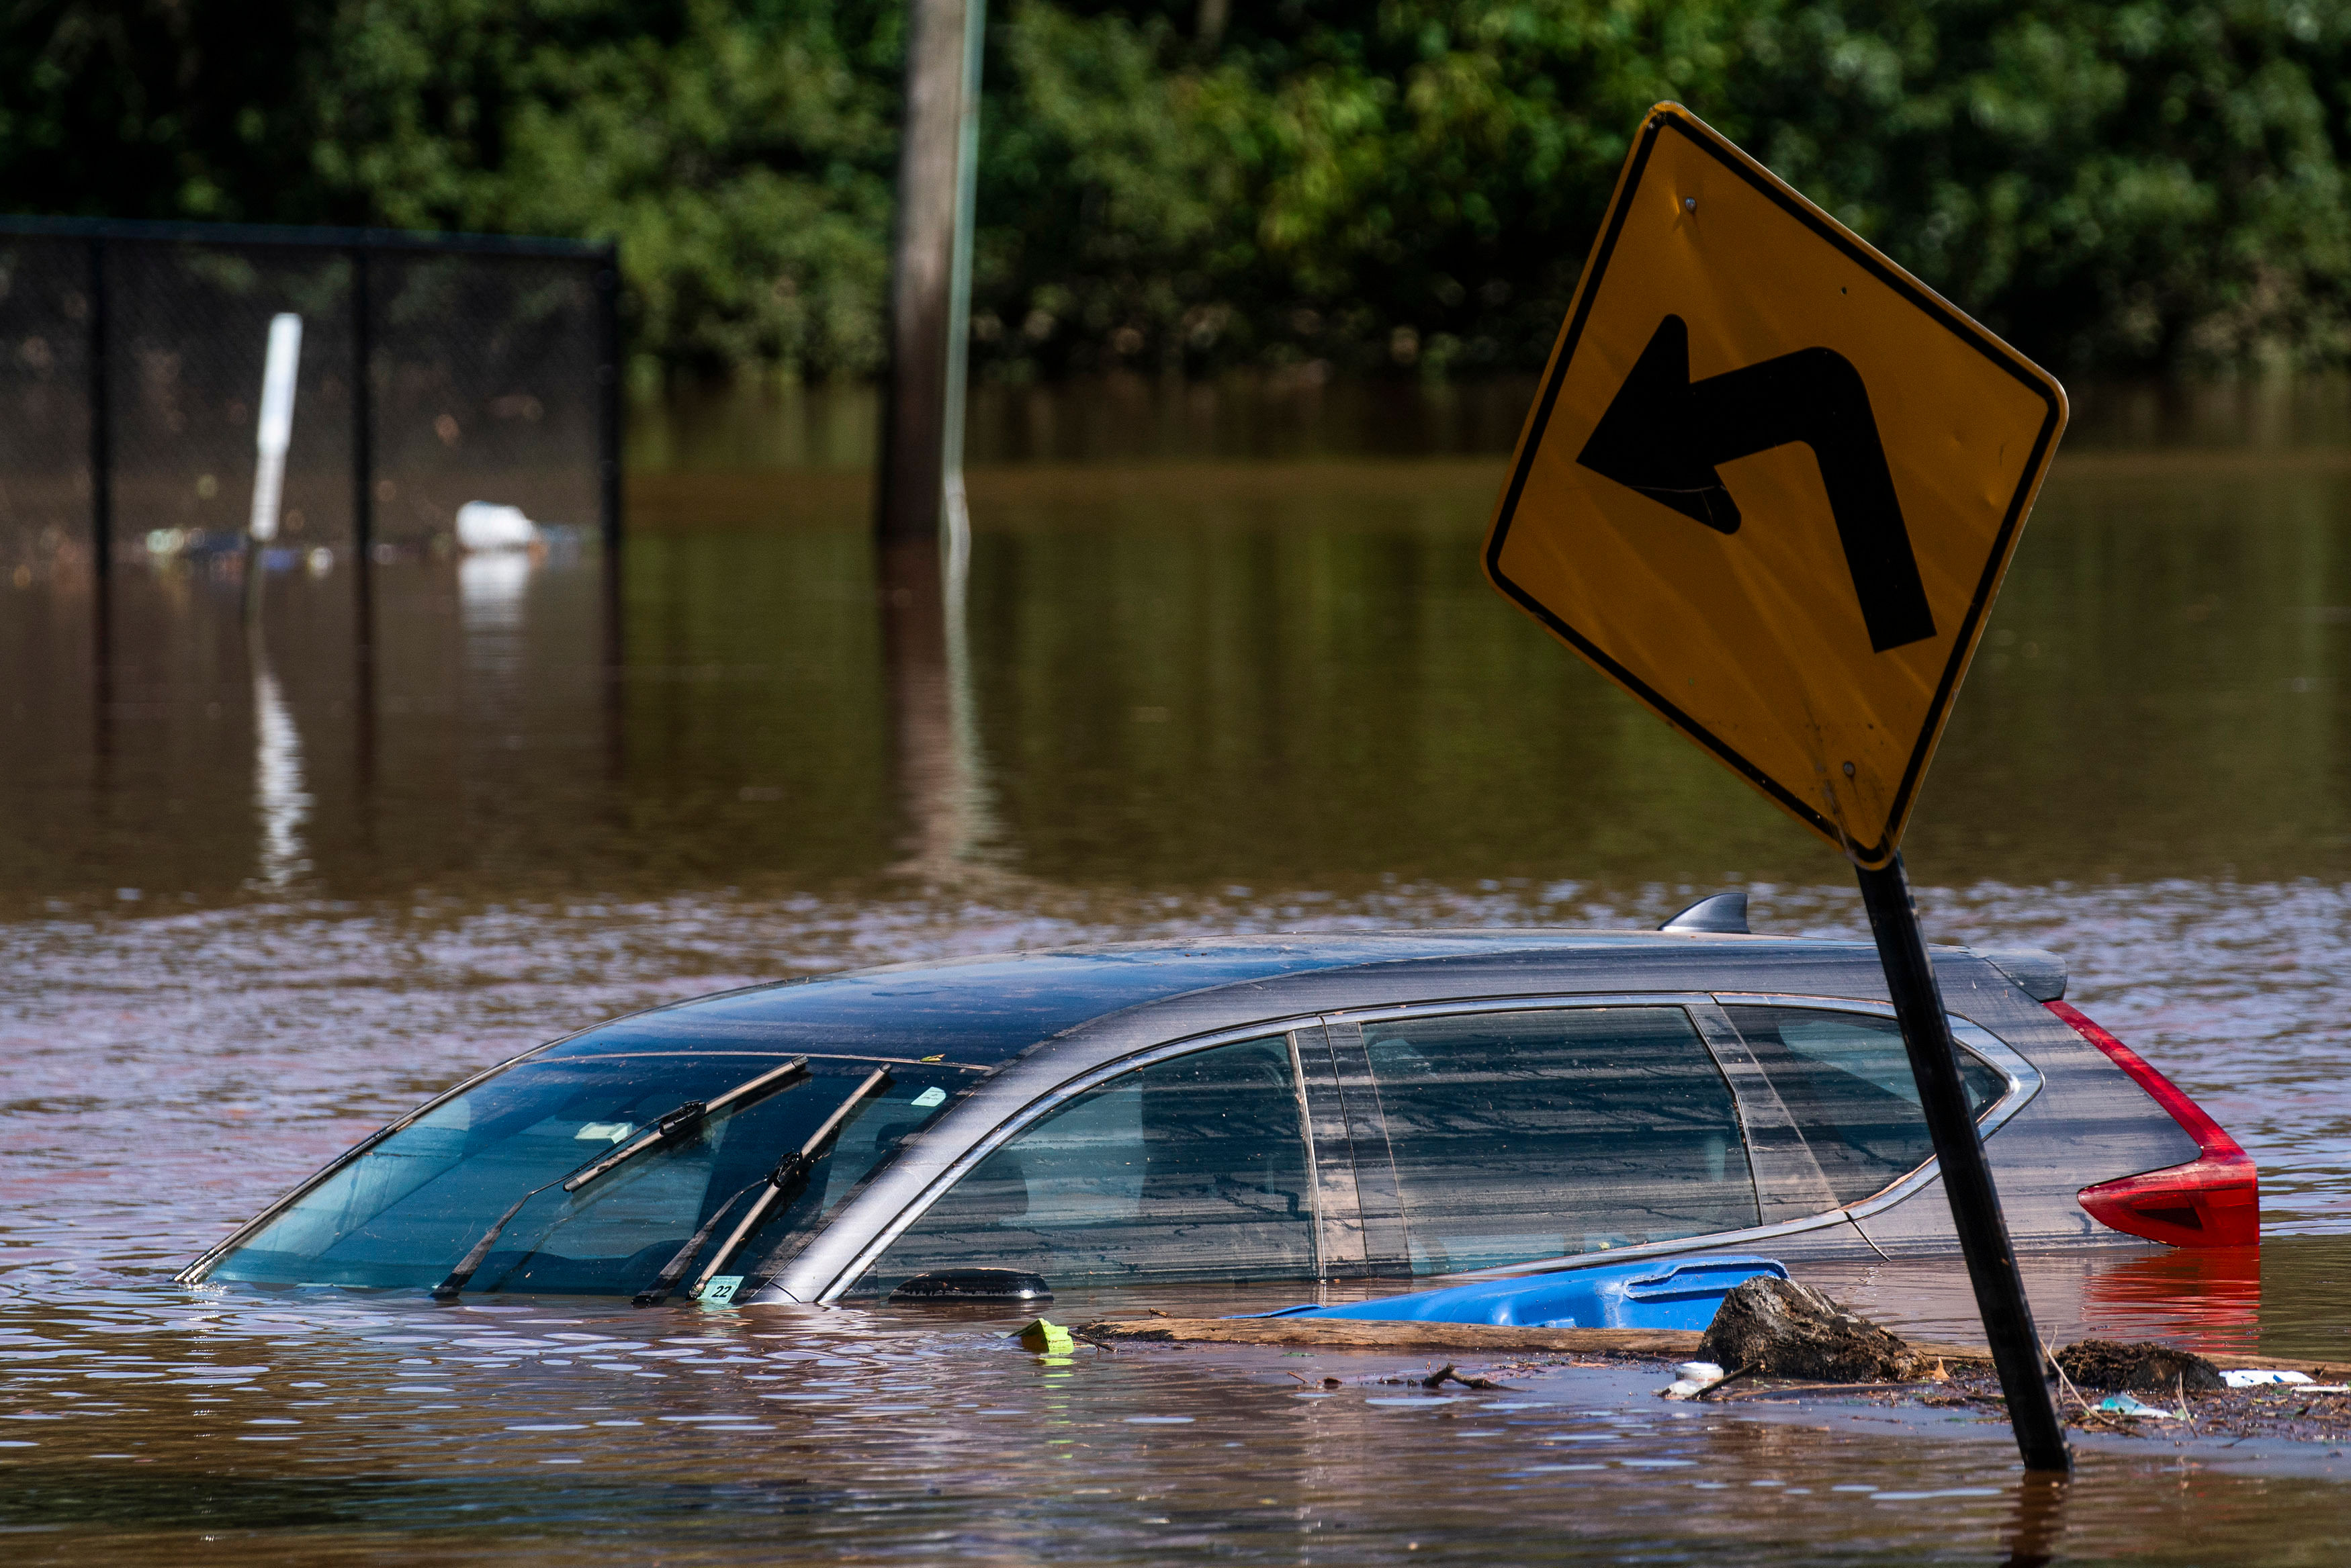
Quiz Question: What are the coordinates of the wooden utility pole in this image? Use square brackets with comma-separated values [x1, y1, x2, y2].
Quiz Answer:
[877, 0, 992, 873]
[877, 0, 985, 548]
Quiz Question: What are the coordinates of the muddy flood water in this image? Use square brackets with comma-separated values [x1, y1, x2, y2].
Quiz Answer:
[9, 377, 2351, 1561]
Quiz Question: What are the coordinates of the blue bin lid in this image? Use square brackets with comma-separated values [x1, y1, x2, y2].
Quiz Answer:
[1249, 1254, 1787, 1325]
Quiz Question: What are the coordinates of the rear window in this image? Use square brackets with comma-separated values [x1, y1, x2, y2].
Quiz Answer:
[1362, 1007, 1759, 1273]
[209, 1054, 965, 1295]
[1723, 1006, 2007, 1206]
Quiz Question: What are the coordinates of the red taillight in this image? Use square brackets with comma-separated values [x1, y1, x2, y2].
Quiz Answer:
[2047, 999, 2258, 1250]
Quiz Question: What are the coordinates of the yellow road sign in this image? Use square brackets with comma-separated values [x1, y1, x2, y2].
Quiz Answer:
[1484, 104, 2066, 868]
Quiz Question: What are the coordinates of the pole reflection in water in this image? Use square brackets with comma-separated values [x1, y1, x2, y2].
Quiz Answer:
[249, 636, 313, 890]
[879, 535, 998, 878]
[2002, 1473, 2070, 1568]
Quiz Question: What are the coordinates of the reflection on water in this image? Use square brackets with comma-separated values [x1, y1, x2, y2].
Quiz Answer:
[879, 539, 999, 879]
[5, 1279, 2351, 1564]
[11, 379, 2351, 1555]
[458, 549, 533, 630]
[250, 647, 311, 891]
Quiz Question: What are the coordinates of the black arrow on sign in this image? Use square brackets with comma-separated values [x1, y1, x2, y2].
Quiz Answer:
[1576, 314, 1937, 653]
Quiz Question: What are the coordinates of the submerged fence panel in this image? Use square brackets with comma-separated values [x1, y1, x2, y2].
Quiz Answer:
[0, 218, 619, 593]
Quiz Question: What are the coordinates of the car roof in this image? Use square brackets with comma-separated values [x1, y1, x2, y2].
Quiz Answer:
[532, 929, 1896, 1069]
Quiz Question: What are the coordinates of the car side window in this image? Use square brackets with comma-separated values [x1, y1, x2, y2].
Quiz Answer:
[1361, 1007, 1758, 1274]
[1722, 1006, 2006, 1206]
[865, 1034, 1315, 1290]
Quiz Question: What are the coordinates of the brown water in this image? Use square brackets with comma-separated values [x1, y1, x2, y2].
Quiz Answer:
[9, 377, 2351, 1560]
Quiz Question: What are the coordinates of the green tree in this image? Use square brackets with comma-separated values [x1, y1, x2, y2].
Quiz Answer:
[5, 0, 2350, 376]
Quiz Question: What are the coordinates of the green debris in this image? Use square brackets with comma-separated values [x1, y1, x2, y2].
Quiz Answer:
[1016, 1318, 1075, 1354]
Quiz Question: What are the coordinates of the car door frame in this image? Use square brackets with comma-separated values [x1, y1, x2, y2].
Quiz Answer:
[1319, 991, 1793, 1279]
[1314, 991, 2041, 1285]
[1706, 992, 2045, 1232]
[781, 1013, 1345, 1303]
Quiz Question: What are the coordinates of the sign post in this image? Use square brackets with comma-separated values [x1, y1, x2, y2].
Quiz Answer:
[1856, 856, 2072, 1471]
[1482, 103, 2071, 1471]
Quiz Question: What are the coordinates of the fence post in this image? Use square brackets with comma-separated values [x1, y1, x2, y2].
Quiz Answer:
[87, 236, 111, 605]
[348, 245, 378, 791]
[596, 246, 623, 569]
[595, 245, 624, 702]
[351, 246, 373, 614]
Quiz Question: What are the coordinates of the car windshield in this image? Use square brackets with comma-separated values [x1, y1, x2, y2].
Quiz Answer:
[206, 1053, 965, 1295]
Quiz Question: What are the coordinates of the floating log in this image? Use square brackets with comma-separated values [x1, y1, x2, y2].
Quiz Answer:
[1077, 1318, 1697, 1356]
[1078, 1314, 2351, 1386]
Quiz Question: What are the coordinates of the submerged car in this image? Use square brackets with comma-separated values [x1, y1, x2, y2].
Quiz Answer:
[181, 896, 2258, 1307]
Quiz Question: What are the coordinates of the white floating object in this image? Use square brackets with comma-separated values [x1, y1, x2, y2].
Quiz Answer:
[1662, 1361, 1728, 1399]
[455, 500, 540, 552]
[2221, 1368, 2315, 1387]
[249, 313, 303, 543]
[2092, 1392, 2180, 1419]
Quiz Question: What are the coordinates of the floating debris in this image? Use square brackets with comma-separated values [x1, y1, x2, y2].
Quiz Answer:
[2053, 1339, 2223, 1395]
[1015, 1318, 1075, 1354]
[455, 501, 541, 553]
[1696, 1277, 1926, 1383]
[1661, 1361, 1730, 1400]
[1420, 1364, 1519, 1392]
[2220, 1368, 2315, 1389]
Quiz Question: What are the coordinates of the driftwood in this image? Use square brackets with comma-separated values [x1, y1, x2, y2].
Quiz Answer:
[1697, 1278, 1929, 1383]
[1077, 1318, 1710, 1357]
[1076, 1311, 2351, 1388]
[2054, 1339, 2224, 1395]
[1421, 1363, 1516, 1391]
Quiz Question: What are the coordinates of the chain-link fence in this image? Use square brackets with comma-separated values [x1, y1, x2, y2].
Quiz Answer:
[0, 218, 619, 589]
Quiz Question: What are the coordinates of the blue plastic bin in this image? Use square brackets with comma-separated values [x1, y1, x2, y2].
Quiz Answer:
[1249, 1254, 1785, 1332]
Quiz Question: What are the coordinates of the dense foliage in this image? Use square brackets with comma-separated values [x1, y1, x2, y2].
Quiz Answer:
[9, 0, 2351, 377]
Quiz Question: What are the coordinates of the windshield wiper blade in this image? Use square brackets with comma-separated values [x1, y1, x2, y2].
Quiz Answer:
[561, 1057, 811, 1192]
[633, 1066, 893, 1308]
[430, 1056, 809, 1301]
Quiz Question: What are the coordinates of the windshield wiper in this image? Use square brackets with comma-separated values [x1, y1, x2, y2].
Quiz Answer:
[430, 1056, 809, 1301]
[633, 1066, 893, 1308]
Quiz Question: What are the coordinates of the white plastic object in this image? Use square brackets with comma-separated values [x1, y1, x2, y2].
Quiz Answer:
[455, 500, 540, 553]
[2220, 1368, 2315, 1387]
[1662, 1361, 1727, 1400]
[248, 313, 303, 543]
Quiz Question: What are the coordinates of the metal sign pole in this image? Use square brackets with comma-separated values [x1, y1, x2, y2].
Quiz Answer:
[1855, 853, 2071, 1473]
